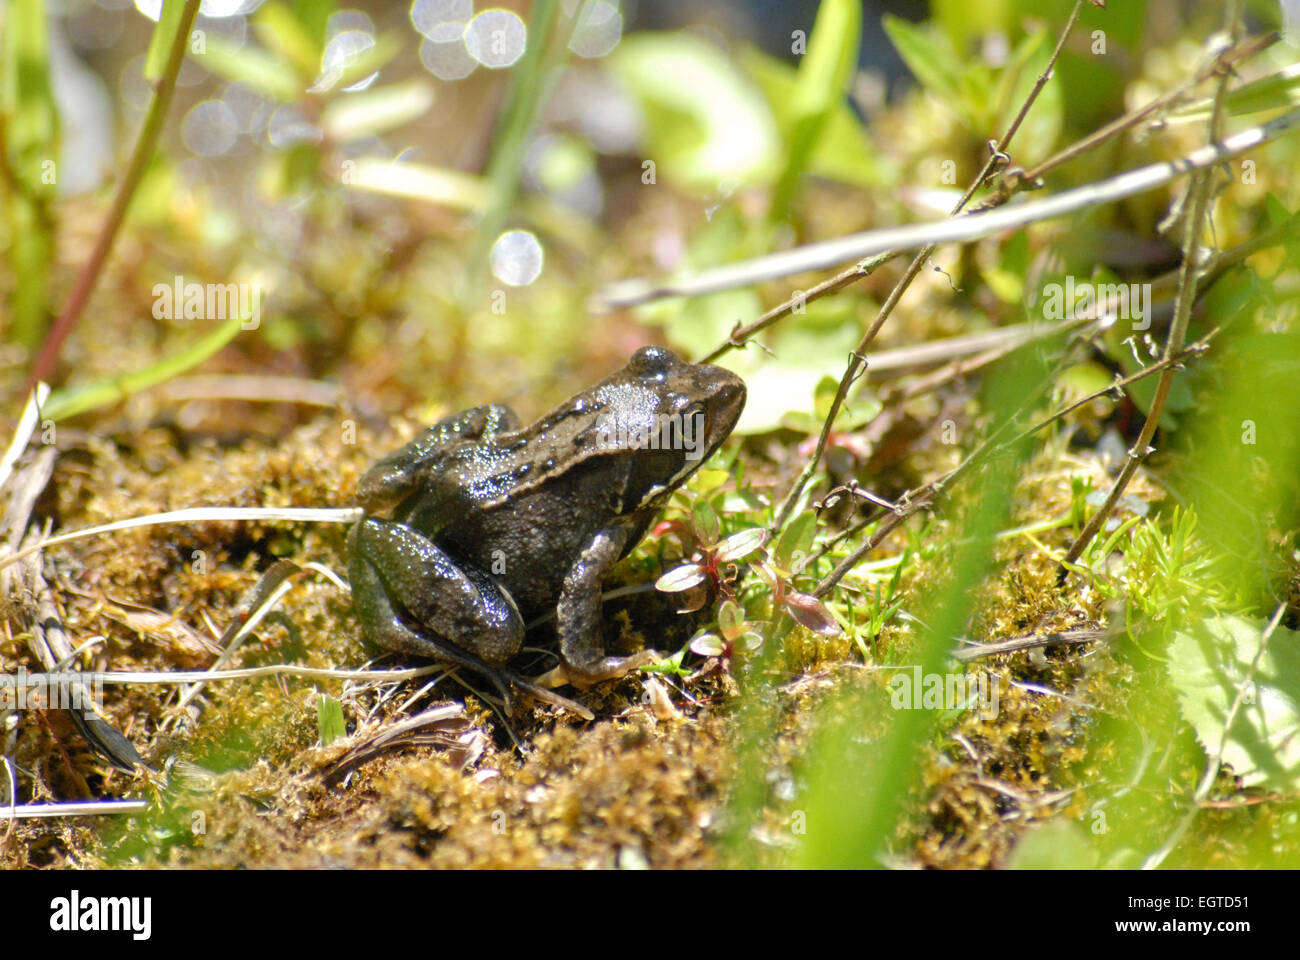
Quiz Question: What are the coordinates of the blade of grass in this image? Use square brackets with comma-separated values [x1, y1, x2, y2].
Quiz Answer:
[459, 0, 562, 311]
[40, 312, 246, 421]
[790, 344, 1044, 868]
[770, 0, 862, 219]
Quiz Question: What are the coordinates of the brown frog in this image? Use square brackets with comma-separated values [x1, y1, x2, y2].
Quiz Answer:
[348, 346, 746, 713]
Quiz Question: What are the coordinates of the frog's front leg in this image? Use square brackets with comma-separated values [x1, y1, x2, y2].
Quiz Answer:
[556, 515, 662, 687]
[349, 517, 525, 666]
[358, 403, 519, 513]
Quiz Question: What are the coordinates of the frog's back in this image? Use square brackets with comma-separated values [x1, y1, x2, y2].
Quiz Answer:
[437, 455, 648, 618]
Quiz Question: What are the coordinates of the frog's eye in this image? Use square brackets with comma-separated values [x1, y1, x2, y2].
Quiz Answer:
[629, 345, 676, 379]
[678, 402, 707, 442]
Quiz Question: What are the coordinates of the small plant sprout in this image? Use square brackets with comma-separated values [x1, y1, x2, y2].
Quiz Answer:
[689, 599, 765, 660]
[653, 519, 768, 613]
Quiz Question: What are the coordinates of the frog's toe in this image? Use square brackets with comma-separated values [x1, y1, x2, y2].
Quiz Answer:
[559, 650, 662, 689]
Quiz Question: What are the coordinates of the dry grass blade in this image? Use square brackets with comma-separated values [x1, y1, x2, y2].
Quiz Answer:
[321, 703, 484, 784]
[0, 505, 362, 575]
[0, 799, 149, 820]
[951, 627, 1106, 662]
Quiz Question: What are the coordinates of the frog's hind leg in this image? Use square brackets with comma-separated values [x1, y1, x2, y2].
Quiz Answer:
[348, 519, 594, 720]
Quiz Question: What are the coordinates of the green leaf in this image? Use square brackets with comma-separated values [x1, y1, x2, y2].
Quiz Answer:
[693, 499, 721, 544]
[1263, 194, 1300, 273]
[1168, 615, 1300, 790]
[345, 158, 488, 210]
[776, 510, 817, 569]
[2, 0, 58, 188]
[321, 80, 435, 140]
[772, 0, 862, 215]
[661, 289, 763, 362]
[1170, 64, 1300, 121]
[783, 590, 840, 636]
[1007, 820, 1098, 869]
[718, 599, 746, 639]
[656, 563, 707, 593]
[742, 47, 887, 189]
[882, 15, 965, 114]
[254, 1, 324, 82]
[930, 0, 1015, 52]
[689, 632, 726, 657]
[197, 34, 302, 102]
[145, 0, 188, 82]
[716, 527, 768, 563]
[1, 0, 58, 346]
[607, 32, 781, 190]
[317, 695, 346, 746]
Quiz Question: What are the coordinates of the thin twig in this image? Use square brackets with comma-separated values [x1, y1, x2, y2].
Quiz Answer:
[772, 2, 1081, 533]
[0, 383, 50, 493]
[697, 252, 898, 364]
[68, 663, 446, 685]
[596, 108, 1300, 309]
[1006, 333, 1216, 449]
[0, 799, 149, 820]
[1061, 4, 1244, 570]
[951, 627, 1105, 661]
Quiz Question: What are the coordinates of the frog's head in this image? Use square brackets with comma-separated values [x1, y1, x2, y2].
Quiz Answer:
[591, 345, 746, 510]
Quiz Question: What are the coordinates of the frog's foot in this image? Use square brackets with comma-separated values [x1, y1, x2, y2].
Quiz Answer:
[553, 650, 663, 689]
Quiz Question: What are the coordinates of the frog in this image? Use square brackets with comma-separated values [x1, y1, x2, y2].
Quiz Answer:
[347, 345, 746, 715]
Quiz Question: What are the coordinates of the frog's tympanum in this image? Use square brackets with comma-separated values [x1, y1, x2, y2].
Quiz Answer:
[348, 346, 746, 709]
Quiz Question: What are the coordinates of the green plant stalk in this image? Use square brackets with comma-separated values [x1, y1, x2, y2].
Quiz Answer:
[2, 0, 59, 349]
[24, 0, 201, 396]
[7, 193, 53, 349]
[459, 0, 562, 312]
